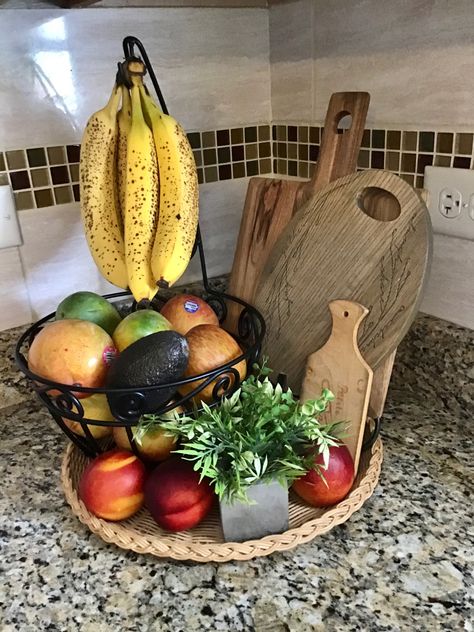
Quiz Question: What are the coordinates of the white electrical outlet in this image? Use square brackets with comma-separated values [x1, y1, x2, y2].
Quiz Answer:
[424, 166, 474, 241]
[0, 184, 23, 249]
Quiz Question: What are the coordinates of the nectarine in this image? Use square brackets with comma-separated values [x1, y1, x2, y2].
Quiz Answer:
[79, 449, 146, 521]
[145, 458, 214, 531]
[160, 294, 219, 335]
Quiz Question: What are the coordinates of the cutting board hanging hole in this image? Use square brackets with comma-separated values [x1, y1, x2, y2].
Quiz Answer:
[336, 112, 352, 134]
[357, 186, 401, 222]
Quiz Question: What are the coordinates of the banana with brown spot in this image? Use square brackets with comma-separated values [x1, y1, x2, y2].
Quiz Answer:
[116, 85, 131, 229]
[80, 84, 128, 289]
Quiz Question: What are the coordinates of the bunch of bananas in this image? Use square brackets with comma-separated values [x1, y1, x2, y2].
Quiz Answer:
[80, 60, 199, 302]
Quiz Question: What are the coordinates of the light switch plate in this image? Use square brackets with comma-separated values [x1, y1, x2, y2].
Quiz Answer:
[0, 185, 23, 249]
[424, 166, 474, 241]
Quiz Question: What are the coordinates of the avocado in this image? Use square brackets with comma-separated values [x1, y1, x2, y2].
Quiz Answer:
[106, 330, 189, 421]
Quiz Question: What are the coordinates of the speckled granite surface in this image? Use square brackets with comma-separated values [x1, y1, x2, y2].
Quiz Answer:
[1, 289, 473, 631]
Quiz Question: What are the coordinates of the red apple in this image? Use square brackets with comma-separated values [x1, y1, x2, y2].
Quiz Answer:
[161, 294, 219, 336]
[28, 319, 116, 397]
[292, 444, 355, 507]
[79, 449, 146, 521]
[145, 458, 214, 531]
[178, 324, 247, 403]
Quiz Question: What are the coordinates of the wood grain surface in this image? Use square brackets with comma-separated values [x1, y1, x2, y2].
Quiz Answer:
[256, 170, 432, 393]
[300, 300, 373, 473]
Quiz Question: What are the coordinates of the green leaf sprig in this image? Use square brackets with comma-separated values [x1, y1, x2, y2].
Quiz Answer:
[139, 364, 343, 504]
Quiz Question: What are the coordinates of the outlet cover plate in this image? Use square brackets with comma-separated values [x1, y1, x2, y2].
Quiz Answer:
[0, 185, 23, 249]
[424, 166, 474, 241]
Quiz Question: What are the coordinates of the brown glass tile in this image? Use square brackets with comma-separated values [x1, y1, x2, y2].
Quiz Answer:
[34, 188, 54, 208]
[201, 131, 215, 148]
[216, 129, 230, 146]
[273, 159, 278, 172]
[298, 144, 309, 161]
[50, 165, 69, 185]
[245, 144, 257, 161]
[218, 164, 232, 180]
[434, 154, 451, 167]
[217, 147, 230, 164]
[14, 190, 34, 211]
[400, 173, 414, 186]
[453, 156, 471, 169]
[6, 150, 26, 170]
[259, 142, 271, 158]
[287, 143, 297, 160]
[73, 184, 80, 202]
[309, 145, 319, 162]
[276, 126, 286, 142]
[386, 151, 400, 172]
[455, 133, 473, 155]
[203, 148, 217, 166]
[66, 144, 81, 163]
[193, 150, 203, 168]
[204, 166, 218, 183]
[298, 126, 309, 143]
[371, 151, 384, 169]
[246, 160, 259, 177]
[358, 149, 370, 168]
[436, 132, 453, 154]
[272, 141, 278, 158]
[187, 132, 201, 149]
[401, 153, 416, 172]
[232, 162, 246, 178]
[258, 125, 270, 142]
[417, 154, 433, 174]
[298, 162, 309, 179]
[287, 126, 297, 142]
[0, 153, 5, 171]
[402, 132, 417, 152]
[415, 175, 424, 188]
[259, 158, 272, 174]
[30, 168, 50, 188]
[197, 168, 204, 185]
[288, 160, 298, 176]
[244, 126, 257, 143]
[272, 125, 277, 141]
[387, 130, 401, 150]
[361, 129, 370, 148]
[47, 146, 66, 165]
[231, 145, 245, 162]
[54, 185, 73, 205]
[26, 147, 46, 169]
[69, 163, 80, 182]
[231, 128, 244, 145]
[309, 127, 319, 144]
[0, 173, 8, 186]
[10, 170, 30, 191]
[372, 129, 385, 149]
[276, 159, 287, 174]
[419, 131, 435, 153]
[309, 162, 316, 177]
[276, 142, 287, 159]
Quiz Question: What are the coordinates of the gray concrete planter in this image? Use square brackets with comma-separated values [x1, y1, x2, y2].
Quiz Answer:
[220, 480, 289, 542]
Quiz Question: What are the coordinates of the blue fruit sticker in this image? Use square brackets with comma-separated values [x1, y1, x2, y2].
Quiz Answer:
[184, 300, 199, 313]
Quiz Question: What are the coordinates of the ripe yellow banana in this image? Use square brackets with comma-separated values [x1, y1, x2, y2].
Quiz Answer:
[124, 83, 159, 302]
[80, 84, 128, 289]
[140, 86, 199, 288]
[116, 84, 132, 230]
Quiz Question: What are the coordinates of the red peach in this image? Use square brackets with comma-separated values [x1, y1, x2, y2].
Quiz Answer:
[145, 458, 214, 531]
[79, 449, 146, 521]
[292, 444, 355, 507]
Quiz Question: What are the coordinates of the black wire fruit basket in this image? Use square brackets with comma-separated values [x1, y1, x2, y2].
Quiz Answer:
[15, 36, 266, 459]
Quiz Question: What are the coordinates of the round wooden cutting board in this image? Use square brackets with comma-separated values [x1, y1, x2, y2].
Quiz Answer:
[255, 170, 432, 393]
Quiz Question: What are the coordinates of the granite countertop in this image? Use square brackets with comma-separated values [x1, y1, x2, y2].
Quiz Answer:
[1, 296, 473, 631]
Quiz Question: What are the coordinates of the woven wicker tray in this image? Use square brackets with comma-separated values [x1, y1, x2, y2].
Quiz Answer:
[61, 437, 383, 563]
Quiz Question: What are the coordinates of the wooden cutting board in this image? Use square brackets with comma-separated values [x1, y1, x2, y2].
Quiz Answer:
[255, 169, 432, 393]
[226, 92, 370, 329]
[300, 300, 373, 473]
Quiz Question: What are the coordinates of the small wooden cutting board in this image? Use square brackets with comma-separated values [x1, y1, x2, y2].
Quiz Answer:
[300, 300, 373, 472]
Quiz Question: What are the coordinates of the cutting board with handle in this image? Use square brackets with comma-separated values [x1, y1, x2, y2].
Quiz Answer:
[255, 169, 432, 393]
[227, 91, 370, 329]
[300, 300, 373, 473]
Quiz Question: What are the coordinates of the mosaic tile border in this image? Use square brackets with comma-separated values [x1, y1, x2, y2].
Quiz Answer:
[2, 124, 474, 212]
